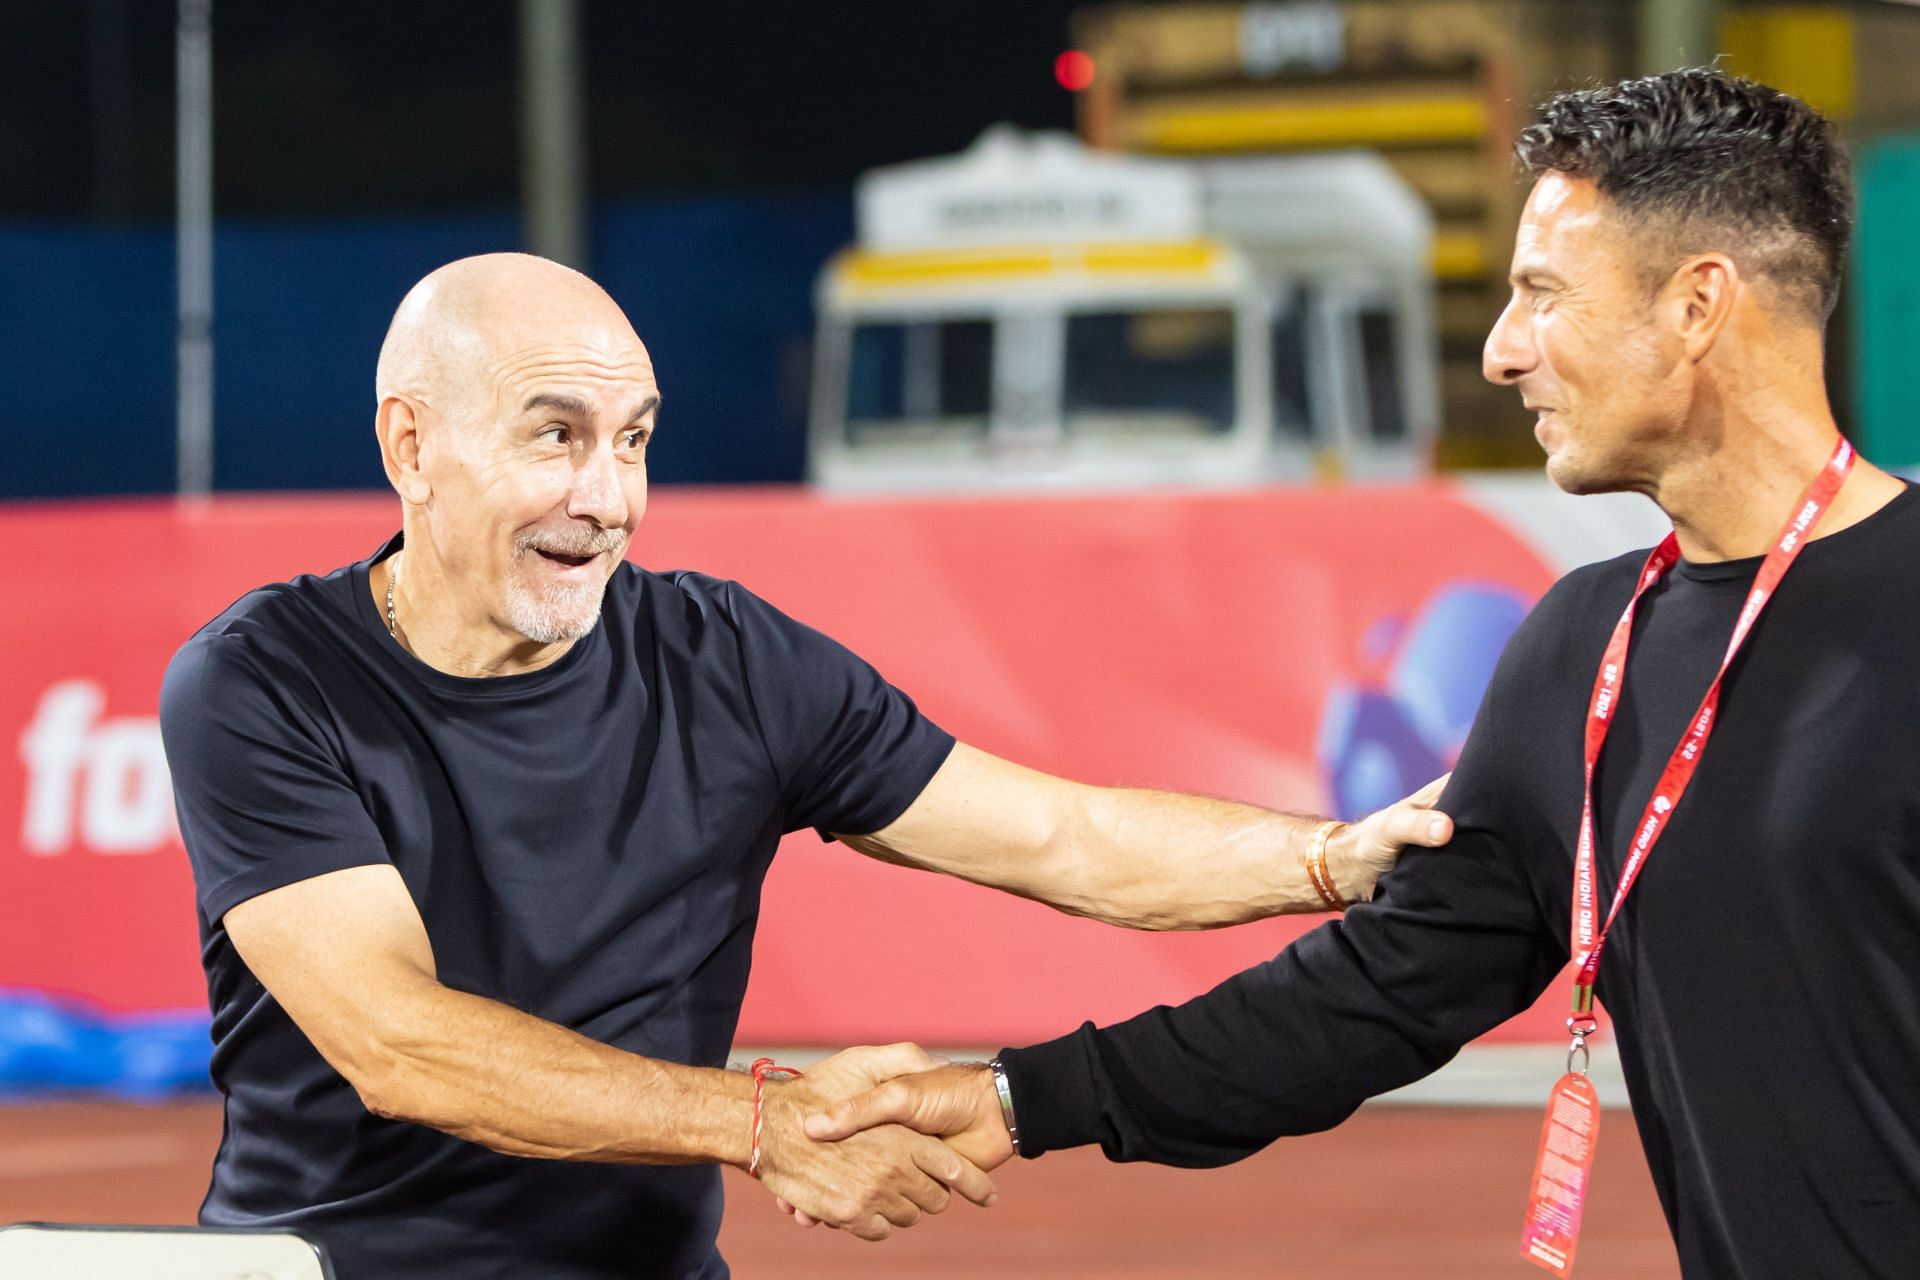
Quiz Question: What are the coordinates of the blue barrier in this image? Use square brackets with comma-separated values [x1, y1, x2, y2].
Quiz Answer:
[0, 989, 213, 1098]
[0, 193, 853, 498]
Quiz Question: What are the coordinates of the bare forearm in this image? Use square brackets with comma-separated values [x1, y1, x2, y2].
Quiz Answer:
[352, 976, 752, 1165]
[1047, 787, 1347, 929]
[342, 992, 997, 1235]
[842, 745, 1438, 933]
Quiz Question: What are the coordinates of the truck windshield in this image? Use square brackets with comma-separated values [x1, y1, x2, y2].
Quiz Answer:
[1358, 305, 1407, 442]
[1062, 307, 1235, 439]
[1273, 288, 1313, 442]
[846, 318, 993, 444]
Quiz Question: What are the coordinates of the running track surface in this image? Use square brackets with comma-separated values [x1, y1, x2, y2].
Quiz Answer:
[0, 1100, 1680, 1278]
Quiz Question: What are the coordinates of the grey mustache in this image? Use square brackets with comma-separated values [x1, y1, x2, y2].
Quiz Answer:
[516, 529, 626, 557]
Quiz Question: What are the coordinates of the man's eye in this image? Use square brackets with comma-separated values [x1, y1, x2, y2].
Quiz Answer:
[623, 430, 648, 449]
[539, 425, 570, 443]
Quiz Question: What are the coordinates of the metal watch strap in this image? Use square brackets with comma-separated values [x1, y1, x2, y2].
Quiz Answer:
[988, 1055, 1021, 1156]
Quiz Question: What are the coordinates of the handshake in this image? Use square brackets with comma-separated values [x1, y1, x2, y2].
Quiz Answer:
[745, 1042, 1013, 1242]
[738, 777, 1460, 1241]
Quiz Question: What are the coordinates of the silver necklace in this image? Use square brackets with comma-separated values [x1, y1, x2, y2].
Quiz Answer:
[385, 552, 400, 639]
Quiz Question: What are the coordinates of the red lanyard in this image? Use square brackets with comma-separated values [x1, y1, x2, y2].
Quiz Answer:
[1566, 437, 1855, 1044]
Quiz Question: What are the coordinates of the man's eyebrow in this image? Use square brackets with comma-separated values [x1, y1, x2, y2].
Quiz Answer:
[627, 394, 661, 425]
[523, 391, 593, 416]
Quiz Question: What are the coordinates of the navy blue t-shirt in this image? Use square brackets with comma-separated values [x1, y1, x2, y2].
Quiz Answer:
[159, 535, 955, 1279]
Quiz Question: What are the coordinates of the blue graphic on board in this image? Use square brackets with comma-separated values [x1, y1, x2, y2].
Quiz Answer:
[1317, 581, 1531, 821]
[0, 989, 212, 1098]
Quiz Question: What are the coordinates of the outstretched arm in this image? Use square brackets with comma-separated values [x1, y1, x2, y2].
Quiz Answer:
[1000, 803, 1560, 1165]
[224, 865, 994, 1240]
[836, 743, 1453, 930]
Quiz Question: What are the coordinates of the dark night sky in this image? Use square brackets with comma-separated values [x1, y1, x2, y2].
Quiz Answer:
[0, 1, 1087, 221]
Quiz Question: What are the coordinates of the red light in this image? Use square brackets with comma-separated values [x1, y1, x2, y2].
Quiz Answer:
[1055, 50, 1096, 92]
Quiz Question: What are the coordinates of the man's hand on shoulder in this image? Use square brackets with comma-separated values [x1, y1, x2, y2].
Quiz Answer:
[1332, 773, 1454, 904]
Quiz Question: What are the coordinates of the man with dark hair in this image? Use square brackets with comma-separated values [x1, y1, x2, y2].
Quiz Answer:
[812, 69, 1920, 1278]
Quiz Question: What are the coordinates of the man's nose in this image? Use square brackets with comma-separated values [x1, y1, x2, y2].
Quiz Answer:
[567, 446, 629, 526]
[1482, 297, 1536, 387]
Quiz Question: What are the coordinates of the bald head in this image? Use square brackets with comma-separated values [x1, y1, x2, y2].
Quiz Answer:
[371, 253, 658, 660]
[375, 253, 649, 417]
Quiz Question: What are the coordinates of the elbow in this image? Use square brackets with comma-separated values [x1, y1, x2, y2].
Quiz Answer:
[348, 1058, 521, 1157]
[355, 1083, 407, 1124]
[327, 1006, 444, 1127]
[1080, 899, 1203, 931]
[349, 1061, 418, 1124]
[1040, 884, 1227, 932]
[1036, 791, 1169, 930]
[1024, 867, 1171, 930]
[1043, 788, 1243, 931]
[334, 1006, 535, 1157]
[343, 1045, 429, 1126]
[1067, 868, 1231, 931]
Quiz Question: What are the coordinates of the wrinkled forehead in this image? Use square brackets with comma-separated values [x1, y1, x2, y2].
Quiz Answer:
[486, 335, 654, 389]
[475, 318, 657, 412]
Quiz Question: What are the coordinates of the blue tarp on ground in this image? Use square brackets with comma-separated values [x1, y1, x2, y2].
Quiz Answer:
[0, 990, 213, 1098]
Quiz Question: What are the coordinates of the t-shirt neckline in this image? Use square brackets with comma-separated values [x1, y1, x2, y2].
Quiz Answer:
[1671, 480, 1917, 583]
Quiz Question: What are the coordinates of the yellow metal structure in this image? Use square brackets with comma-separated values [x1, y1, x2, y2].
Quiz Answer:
[1721, 8, 1856, 119]
[1130, 92, 1488, 152]
[831, 239, 1230, 298]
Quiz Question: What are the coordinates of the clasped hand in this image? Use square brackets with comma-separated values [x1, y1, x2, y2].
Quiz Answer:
[750, 1043, 999, 1241]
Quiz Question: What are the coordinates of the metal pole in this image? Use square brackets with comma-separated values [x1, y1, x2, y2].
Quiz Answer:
[518, 0, 588, 269]
[176, 0, 214, 497]
[1639, 0, 1721, 74]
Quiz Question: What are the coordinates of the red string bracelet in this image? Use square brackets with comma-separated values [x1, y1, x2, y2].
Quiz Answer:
[747, 1057, 805, 1180]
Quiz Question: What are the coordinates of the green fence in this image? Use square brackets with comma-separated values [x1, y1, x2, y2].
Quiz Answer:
[1855, 134, 1920, 469]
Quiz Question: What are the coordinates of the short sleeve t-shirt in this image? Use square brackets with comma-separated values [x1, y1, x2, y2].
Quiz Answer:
[159, 535, 955, 1280]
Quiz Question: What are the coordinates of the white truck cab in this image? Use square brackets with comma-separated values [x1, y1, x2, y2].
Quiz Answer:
[809, 127, 1440, 492]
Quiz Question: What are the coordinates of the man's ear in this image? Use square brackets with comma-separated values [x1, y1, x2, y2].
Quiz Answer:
[376, 396, 432, 506]
[1665, 253, 1741, 363]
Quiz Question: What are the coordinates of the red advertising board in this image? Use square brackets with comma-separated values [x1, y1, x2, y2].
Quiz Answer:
[0, 485, 1563, 1048]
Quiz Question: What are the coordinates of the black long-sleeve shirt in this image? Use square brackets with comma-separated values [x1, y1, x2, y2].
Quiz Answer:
[1001, 485, 1920, 1279]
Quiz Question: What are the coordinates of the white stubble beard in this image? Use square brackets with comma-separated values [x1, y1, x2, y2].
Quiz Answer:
[503, 565, 609, 644]
[502, 528, 629, 644]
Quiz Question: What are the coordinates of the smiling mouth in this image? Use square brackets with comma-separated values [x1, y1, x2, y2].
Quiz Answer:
[534, 549, 598, 568]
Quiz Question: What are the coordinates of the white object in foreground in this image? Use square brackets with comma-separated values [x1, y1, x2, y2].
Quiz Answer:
[0, 1223, 332, 1280]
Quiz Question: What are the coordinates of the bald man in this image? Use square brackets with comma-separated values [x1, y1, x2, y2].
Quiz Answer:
[158, 253, 1452, 1280]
